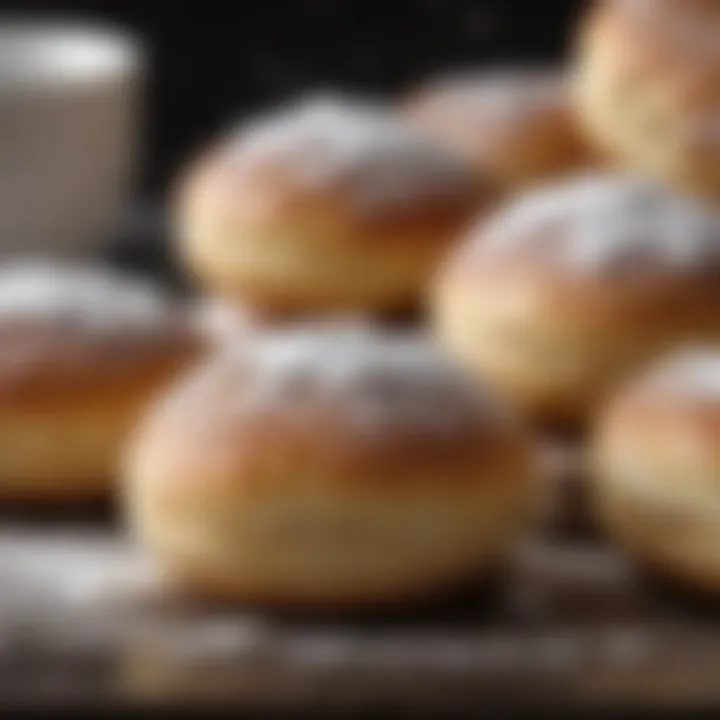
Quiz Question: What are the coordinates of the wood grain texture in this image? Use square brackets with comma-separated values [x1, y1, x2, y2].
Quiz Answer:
[1, 521, 719, 713]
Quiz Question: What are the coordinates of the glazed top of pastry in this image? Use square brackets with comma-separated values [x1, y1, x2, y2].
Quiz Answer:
[223, 94, 484, 214]
[172, 322, 514, 440]
[457, 174, 720, 276]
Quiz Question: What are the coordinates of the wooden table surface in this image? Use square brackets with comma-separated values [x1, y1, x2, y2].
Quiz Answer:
[1, 516, 720, 715]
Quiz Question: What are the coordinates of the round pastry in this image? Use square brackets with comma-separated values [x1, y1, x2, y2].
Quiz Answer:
[433, 173, 720, 428]
[125, 324, 535, 609]
[404, 68, 595, 190]
[592, 347, 720, 594]
[0, 262, 201, 501]
[575, 0, 720, 201]
[174, 94, 494, 317]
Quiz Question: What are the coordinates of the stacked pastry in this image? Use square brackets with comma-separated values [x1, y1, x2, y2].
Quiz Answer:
[126, 0, 720, 606]
[137, 89, 576, 607]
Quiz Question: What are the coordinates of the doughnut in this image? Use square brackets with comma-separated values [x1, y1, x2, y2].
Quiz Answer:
[0, 262, 201, 501]
[592, 347, 720, 595]
[404, 68, 596, 190]
[575, 0, 720, 201]
[125, 324, 535, 609]
[174, 94, 494, 318]
[433, 173, 720, 427]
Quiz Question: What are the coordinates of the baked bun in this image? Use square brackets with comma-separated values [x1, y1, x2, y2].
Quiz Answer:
[405, 68, 595, 190]
[575, 0, 720, 200]
[175, 94, 494, 317]
[0, 263, 201, 501]
[125, 324, 534, 609]
[592, 347, 720, 594]
[433, 174, 720, 427]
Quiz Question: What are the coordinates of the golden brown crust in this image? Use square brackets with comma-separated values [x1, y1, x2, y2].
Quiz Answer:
[0, 264, 204, 500]
[125, 325, 534, 608]
[131, 397, 531, 500]
[591, 348, 720, 596]
[0, 357, 202, 501]
[433, 175, 720, 426]
[178, 188, 477, 315]
[0, 263, 202, 403]
[594, 348, 720, 482]
[129, 448, 530, 610]
[0, 328, 197, 409]
[130, 326, 530, 493]
[404, 69, 597, 189]
[575, 0, 720, 200]
[0, 381, 166, 501]
[178, 140, 487, 237]
[174, 96, 495, 316]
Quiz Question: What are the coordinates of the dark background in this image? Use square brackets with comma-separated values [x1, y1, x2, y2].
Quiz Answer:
[0, 0, 586, 195]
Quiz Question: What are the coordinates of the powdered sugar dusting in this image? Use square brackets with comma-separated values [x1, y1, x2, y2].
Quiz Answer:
[421, 68, 565, 120]
[639, 347, 720, 399]
[475, 174, 720, 275]
[230, 93, 479, 212]
[202, 322, 509, 438]
[0, 263, 177, 334]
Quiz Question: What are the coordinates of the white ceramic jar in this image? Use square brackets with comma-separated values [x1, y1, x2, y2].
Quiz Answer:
[0, 19, 144, 258]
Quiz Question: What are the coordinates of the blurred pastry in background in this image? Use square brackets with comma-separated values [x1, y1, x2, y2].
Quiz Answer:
[592, 347, 720, 596]
[174, 93, 495, 318]
[433, 173, 720, 428]
[403, 68, 596, 191]
[125, 323, 535, 610]
[0, 263, 201, 501]
[575, 0, 720, 202]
